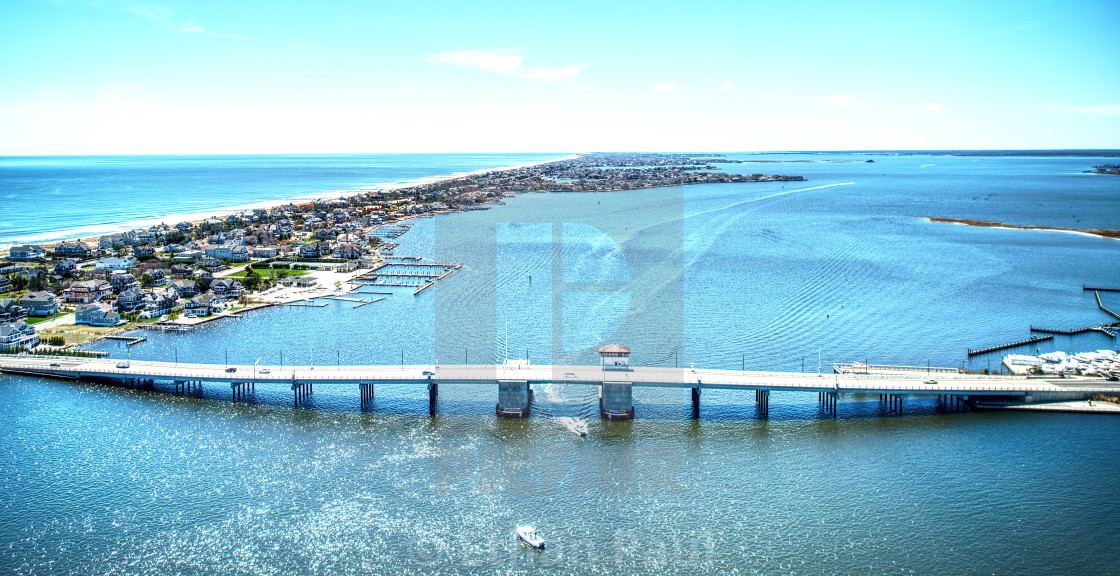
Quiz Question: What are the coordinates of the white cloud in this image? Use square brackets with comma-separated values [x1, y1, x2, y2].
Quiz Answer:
[786, 94, 862, 107]
[156, 23, 250, 40]
[1044, 103, 1120, 117]
[651, 82, 678, 95]
[127, 5, 250, 40]
[917, 103, 947, 112]
[721, 82, 732, 92]
[426, 50, 588, 83]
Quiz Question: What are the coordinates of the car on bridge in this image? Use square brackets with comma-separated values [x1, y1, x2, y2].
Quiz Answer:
[225, 367, 237, 373]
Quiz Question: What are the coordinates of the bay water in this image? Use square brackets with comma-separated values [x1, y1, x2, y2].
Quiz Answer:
[1, 153, 1118, 574]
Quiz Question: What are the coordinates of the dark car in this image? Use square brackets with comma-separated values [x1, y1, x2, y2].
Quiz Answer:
[225, 367, 237, 373]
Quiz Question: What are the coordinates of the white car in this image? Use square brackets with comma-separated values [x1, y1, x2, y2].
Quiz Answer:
[259, 368, 271, 374]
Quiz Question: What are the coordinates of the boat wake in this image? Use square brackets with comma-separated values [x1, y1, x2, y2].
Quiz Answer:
[555, 416, 589, 436]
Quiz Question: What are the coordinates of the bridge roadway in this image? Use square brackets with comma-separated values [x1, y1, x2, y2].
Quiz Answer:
[2, 355, 1116, 397]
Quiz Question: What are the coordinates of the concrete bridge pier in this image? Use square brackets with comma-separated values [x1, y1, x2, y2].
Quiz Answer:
[755, 389, 770, 416]
[231, 382, 248, 400]
[428, 382, 438, 415]
[690, 386, 700, 418]
[600, 381, 634, 420]
[496, 379, 531, 418]
[359, 382, 375, 406]
[821, 391, 837, 416]
[292, 380, 311, 406]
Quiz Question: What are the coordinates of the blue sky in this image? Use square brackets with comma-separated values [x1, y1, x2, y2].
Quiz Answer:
[2, 0, 1118, 154]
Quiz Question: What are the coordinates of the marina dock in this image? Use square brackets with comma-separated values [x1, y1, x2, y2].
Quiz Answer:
[967, 335, 1053, 357]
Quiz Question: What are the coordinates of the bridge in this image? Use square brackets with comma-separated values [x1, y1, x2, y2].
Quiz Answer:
[3, 354, 1117, 418]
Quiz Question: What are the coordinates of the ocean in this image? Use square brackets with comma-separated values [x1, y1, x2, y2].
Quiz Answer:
[1, 152, 1119, 574]
[0, 153, 569, 247]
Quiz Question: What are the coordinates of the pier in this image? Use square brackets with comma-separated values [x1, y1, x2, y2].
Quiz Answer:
[104, 336, 147, 346]
[1031, 324, 1116, 338]
[1095, 291, 1120, 321]
[5, 354, 1118, 420]
[967, 335, 1053, 357]
[1083, 285, 1120, 293]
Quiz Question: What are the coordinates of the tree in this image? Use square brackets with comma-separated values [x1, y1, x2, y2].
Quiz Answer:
[28, 275, 46, 292]
[11, 275, 27, 292]
[141, 272, 153, 287]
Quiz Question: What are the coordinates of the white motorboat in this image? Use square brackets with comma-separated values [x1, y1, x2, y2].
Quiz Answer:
[572, 421, 589, 436]
[516, 525, 545, 549]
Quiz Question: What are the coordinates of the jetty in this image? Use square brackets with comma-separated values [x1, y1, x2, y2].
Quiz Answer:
[967, 334, 1053, 357]
[1083, 285, 1120, 292]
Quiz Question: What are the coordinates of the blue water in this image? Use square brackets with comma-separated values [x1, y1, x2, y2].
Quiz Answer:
[3, 152, 1120, 574]
[0, 153, 568, 246]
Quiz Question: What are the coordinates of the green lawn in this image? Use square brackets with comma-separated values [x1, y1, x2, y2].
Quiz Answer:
[26, 312, 71, 325]
[228, 268, 309, 279]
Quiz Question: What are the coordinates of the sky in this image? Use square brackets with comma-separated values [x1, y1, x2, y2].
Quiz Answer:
[1, 0, 1118, 154]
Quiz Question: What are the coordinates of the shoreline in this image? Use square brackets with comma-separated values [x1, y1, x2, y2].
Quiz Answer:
[925, 217, 1120, 241]
[0, 154, 580, 253]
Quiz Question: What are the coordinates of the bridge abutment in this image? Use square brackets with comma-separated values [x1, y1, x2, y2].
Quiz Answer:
[600, 381, 634, 420]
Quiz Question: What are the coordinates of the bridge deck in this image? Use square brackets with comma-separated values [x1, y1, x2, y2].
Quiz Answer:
[4, 356, 1118, 396]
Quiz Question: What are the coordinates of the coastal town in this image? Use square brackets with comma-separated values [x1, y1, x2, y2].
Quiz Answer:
[0, 153, 805, 352]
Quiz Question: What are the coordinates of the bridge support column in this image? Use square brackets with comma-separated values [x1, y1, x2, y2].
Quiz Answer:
[428, 382, 438, 415]
[691, 387, 700, 418]
[496, 380, 531, 418]
[360, 382, 375, 406]
[600, 381, 634, 420]
[292, 379, 311, 406]
[755, 389, 770, 416]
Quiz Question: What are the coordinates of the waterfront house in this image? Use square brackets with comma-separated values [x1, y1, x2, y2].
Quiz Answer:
[64, 279, 112, 303]
[0, 320, 39, 349]
[8, 245, 46, 261]
[22, 291, 59, 317]
[139, 288, 178, 319]
[132, 245, 155, 257]
[75, 303, 121, 326]
[95, 256, 138, 271]
[175, 221, 193, 232]
[109, 272, 138, 293]
[0, 298, 29, 322]
[185, 293, 222, 316]
[168, 279, 198, 298]
[116, 286, 146, 313]
[55, 241, 92, 257]
[53, 258, 78, 276]
[209, 279, 245, 301]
